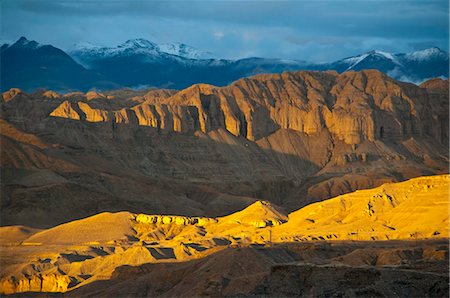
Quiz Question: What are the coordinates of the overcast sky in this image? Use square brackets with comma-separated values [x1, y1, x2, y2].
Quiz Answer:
[1, 0, 448, 62]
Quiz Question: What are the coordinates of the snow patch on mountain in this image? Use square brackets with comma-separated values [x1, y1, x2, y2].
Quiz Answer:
[339, 50, 402, 71]
[71, 38, 213, 60]
[371, 50, 396, 61]
[158, 42, 213, 59]
[404, 47, 447, 61]
[121, 38, 158, 49]
[340, 53, 370, 70]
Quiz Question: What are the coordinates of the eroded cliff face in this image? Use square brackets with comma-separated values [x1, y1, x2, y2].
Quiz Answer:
[1, 274, 73, 294]
[48, 70, 449, 145]
[135, 214, 217, 226]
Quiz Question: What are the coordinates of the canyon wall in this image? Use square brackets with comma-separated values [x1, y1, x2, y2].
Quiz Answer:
[48, 70, 449, 145]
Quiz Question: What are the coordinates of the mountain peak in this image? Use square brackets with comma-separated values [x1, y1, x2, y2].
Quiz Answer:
[406, 47, 448, 61]
[17, 36, 28, 43]
[365, 50, 396, 60]
[221, 200, 288, 227]
[12, 36, 41, 49]
[423, 46, 443, 52]
[120, 38, 157, 49]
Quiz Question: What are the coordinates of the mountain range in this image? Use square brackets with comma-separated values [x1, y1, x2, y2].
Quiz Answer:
[70, 38, 214, 63]
[1, 37, 448, 92]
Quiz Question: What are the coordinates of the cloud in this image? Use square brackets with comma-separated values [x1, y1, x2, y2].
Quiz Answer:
[1, 0, 448, 61]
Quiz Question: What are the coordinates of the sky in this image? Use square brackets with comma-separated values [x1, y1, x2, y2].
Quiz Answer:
[1, 0, 448, 62]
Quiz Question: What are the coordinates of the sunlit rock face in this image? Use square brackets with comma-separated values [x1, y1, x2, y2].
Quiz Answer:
[1, 88, 22, 102]
[48, 70, 448, 145]
[135, 214, 217, 226]
[1, 274, 73, 294]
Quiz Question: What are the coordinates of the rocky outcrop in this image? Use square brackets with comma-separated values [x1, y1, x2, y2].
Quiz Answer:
[48, 70, 449, 145]
[135, 214, 217, 226]
[135, 201, 288, 228]
[220, 200, 289, 228]
[78, 102, 109, 122]
[419, 78, 449, 145]
[49, 100, 80, 120]
[85, 91, 106, 101]
[1, 88, 22, 102]
[42, 90, 61, 99]
[50, 101, 204, 133]
[0, 274, 73, 294]
[143, 89, 178, 104]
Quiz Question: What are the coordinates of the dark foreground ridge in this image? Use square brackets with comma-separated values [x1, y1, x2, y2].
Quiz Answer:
[5, 240, 448, 297]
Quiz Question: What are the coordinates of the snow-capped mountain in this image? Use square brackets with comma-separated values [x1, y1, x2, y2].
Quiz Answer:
[69, 38, 449, 87]
[335, 50, 400, 71]
[331, 47, 447, 70]
[158, 42, 213, 59]
[70, 39, 161, 67]
[2, 36, 448, 92]
[70, 38, 212, 67]
[322, 47, 449, 83]
[67, 38, 312, 88]
[402, 47, 448, 61]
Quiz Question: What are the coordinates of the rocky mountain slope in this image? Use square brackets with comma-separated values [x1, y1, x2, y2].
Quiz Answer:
[0, 175, 448, 295]
[2, 37, 448, 92]
[1, 70, 448, 227]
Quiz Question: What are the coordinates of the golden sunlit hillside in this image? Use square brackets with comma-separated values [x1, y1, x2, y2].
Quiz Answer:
[0, 175, 448, 295]
[274, 174, 450, 241]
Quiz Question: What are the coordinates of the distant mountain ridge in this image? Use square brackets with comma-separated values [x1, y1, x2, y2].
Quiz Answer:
[1, 37, 448, 92]
[70, 38, 213, 67]
[0, 37, 119, 92]
[324, 47, 449, 83]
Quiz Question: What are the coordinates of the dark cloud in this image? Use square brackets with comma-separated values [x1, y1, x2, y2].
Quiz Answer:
[1, 0, 448, 61]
